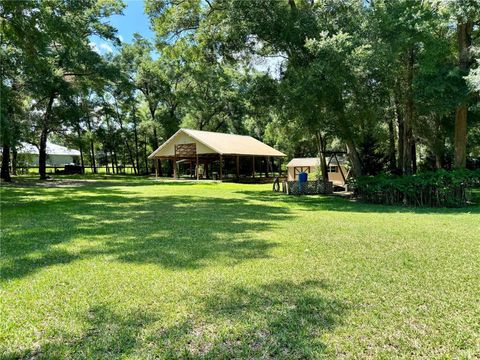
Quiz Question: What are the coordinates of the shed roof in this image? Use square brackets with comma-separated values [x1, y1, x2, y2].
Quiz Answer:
[149, 128, 286, 158]
[287, 158, 319, 167]
[287, 157, 346, 167]
[17, 142, 80, 156]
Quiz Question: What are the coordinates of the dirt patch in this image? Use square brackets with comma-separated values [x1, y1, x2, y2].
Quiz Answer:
[1, 178, 113, 188]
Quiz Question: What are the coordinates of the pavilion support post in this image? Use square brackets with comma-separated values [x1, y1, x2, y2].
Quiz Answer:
[173, 146, 177, 179]
[196, 154, 199, 180]
[252, 156, 255, 178]
[266, 156, 270, 178]
[219, 154, 223, 180]
[155, 158, 158, 178]
[279, 158, 283, 177]
[236, 155, 240, 180]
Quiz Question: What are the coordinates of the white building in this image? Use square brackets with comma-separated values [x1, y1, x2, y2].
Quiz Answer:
[17, 142, 80, 166]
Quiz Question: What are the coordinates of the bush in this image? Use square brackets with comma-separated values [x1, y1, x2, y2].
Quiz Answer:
[349, 169, 480, 207]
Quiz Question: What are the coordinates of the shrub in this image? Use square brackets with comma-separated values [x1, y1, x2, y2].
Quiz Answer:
[349, 169, 480, 207]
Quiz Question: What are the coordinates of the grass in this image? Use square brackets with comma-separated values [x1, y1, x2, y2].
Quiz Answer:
[1, 176, 479, 359]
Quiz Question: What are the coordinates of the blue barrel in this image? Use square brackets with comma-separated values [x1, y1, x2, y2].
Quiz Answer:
[297, 172, 308, 194]
[298, 172, 308, 183]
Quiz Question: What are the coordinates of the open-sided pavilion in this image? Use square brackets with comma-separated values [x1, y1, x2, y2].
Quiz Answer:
[148, 128, 286, 181]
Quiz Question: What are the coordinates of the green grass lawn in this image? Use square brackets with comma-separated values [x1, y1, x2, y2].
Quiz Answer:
[1, 177, 479, 359]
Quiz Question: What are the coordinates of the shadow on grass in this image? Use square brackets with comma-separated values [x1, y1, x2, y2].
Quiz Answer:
[236, 190, 480, 214]
[2, 175, 212, 188]
[4, 280, 345, 359]
[1, 185, 290, 281]
[2, 304, 154, 360]
[186, 279, 346, 358]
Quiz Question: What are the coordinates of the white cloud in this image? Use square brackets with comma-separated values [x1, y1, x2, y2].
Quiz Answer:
[89, 41, 100, 53]
[99, 43, 113, 53]
[89, 40, 114, 54]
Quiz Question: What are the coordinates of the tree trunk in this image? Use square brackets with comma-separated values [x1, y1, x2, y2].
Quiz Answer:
[89, 135, 96, 173]
[114, 151, 119, 174]
[106, 117, 117, 174]
[336, 104, 363, 177]
[337, 94, 363, 177]
[1, 145, 12, 182]
[315, 132, 329, 183]
[104, 145, 110, 174]
[86, 113, 96, 174]
[454, 107, 468, 168]
[150, 127, 159, 173]
[143, 135, 149, 175]
[411, 139, 417, 174]
[113, 98, 136, 174]
[454, 20, 473, 168]
[403, 46, 415, 175]
[345, 138, 363, 178]
[150, 105, 159, 150]
[388, 116, 396, 172]
[435, 148, 443, 169]
[39, 93, 55, 180]
[11, 146, 17, 175]
[132, 104, 140, 175]
[38, 127, 48, 180]
[110, 150, 116, 174]
[394, 89, 404, 174]
[77, 125, 85, 174]
[152, 128, 159, 149]
[117, 119, 136, 175]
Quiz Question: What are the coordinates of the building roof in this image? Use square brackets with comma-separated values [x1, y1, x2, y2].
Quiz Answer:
[287, 158, 319, 167]
[287, 156, 346, 167]
[149, 128, 286, 158]
[17, 142, 80, 156]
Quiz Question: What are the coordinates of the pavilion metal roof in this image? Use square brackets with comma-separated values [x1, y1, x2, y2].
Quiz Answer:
[149, 128, 286, 158]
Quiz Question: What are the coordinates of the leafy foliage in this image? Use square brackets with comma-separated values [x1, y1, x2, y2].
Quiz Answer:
[351, 169, 480, 207]
[2, 0, 480, 182]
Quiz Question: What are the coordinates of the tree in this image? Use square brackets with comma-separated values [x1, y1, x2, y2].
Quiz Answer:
[1, 3, 27, 181]
[4, 0, 480, 182]
[118, 35, 164, 150]
[1, 0, 123, 179]
[444, 0, 480, 168]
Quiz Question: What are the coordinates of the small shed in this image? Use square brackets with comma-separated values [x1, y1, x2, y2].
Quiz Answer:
[286, 156, 349, 187]
[148, 128, 286, 180]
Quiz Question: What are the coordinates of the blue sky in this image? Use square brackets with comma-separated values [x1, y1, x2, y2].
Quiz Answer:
[90, 0, 154, 54]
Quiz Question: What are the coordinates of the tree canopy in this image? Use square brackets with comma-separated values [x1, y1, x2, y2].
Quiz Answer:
[1, 0, 479, 181]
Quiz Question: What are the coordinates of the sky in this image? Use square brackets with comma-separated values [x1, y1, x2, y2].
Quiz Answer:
[89, 0, 154, 54]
